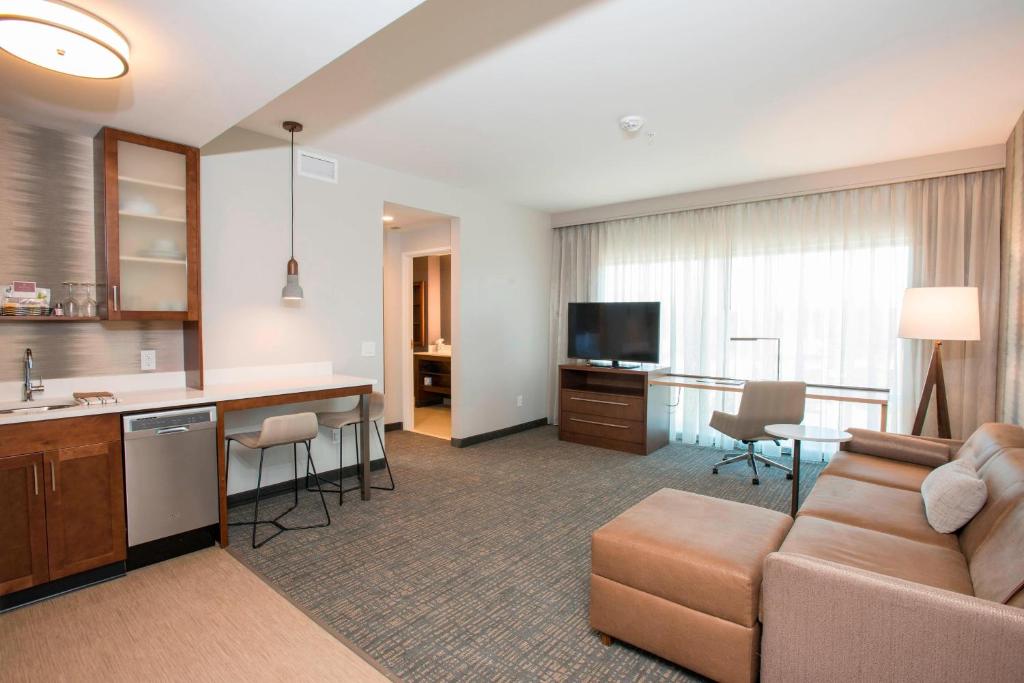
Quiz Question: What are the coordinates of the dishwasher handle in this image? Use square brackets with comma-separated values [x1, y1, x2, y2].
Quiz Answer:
[155, 426, 190, 435]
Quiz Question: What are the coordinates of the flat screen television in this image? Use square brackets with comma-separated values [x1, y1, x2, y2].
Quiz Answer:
[567, 302, 661, 366]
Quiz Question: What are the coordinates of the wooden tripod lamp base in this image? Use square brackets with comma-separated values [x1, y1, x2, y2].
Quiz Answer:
[899, 286, 980, 441]
[911, 340, 951, 439]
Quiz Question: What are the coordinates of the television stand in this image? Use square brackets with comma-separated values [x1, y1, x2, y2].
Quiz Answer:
[587, 360, 642, 369]
[559, 363, 670, 455]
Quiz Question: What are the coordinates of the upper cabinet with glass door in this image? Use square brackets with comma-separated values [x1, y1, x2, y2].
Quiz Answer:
[96, 128, 200, 320]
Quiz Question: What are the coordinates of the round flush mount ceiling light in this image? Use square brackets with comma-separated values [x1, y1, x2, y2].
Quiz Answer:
[619, 115, 646, 133]
[0, 0, 130, 78]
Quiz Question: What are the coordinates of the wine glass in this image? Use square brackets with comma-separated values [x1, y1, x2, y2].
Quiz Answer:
[63, 282, 81, 317]
[82, 284, 97, 317]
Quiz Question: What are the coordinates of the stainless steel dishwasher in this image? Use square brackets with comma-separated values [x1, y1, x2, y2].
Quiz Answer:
[123, 406, 219, 569]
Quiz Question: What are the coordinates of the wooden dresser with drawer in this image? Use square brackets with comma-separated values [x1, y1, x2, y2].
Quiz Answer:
[558, 363, 670, 455]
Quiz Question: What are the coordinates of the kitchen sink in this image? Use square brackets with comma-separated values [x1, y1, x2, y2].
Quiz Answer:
[0, 401, 79, 415]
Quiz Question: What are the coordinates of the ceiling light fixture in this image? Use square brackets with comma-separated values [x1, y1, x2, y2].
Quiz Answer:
[619, 115, 646, 133]
[0, 0, 130, 78]
[382, 215, 394, 222]
[281, 120, 304, 301]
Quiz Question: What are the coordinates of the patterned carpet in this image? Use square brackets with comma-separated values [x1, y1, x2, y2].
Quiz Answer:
[228, 426, 823, 682]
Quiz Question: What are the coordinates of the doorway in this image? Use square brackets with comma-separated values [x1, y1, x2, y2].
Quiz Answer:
[382, 202, 454, 441]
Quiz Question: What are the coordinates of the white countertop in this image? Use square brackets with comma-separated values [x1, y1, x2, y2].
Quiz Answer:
[0, 373, 377, 426]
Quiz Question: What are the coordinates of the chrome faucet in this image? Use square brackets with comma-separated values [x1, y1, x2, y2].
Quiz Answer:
[23, 348, 44, 401]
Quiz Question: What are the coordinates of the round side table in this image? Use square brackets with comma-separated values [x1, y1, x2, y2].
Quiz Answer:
[765, 424, 852, 517]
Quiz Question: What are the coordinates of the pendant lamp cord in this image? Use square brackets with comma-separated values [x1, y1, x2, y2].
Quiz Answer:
[289, 128, 295, 260]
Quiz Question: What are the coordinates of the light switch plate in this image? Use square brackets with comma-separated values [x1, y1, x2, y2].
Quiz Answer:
[361, 341, 376, 357]
[516, 395, 524, 408]
[140, 349, 156, 371]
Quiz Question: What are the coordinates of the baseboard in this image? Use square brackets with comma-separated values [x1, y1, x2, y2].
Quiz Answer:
[384, 421, 403, 432]
[227, 460, 387, 508]
[1, 561, 125, 613]
[451, 417, 548, 448]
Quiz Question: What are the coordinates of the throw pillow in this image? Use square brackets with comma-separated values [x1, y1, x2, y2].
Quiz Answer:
[920, 458, 988, 534]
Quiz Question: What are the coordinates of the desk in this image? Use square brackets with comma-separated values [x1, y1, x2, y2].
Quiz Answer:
[211, 375, 374, 547]
[649, 374, 890, 431]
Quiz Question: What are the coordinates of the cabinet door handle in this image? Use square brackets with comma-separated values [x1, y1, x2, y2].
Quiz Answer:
[570, 397, 629, 407]
[33, 463, 38, 495]
[112, 285, 120, 312]
[569, 417, 629, 429]
[50, 460, 56, 491]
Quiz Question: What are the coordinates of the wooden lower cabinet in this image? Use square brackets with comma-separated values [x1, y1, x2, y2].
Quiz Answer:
[0, 415, 125, 597]
[0, 452, 48, 595]
[43, 441, 126, 580]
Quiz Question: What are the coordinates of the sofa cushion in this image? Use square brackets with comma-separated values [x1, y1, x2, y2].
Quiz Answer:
[798, 474, 958, 550]
[842, 428, 953, 468]
[920, 459, 988, 533]
[590, 489, 792, 627]
[960, 448, 1024, 558]
[779, 516, 974, 595]
[824, 450, 932, 492]
[958, 423, 1024, 470]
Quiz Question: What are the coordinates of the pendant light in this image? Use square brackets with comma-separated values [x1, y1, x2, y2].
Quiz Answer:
[0, 0, 130, 78]
[281, 120, 304, 301]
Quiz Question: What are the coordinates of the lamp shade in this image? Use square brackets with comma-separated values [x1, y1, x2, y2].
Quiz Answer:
[898, 287, 980, 341]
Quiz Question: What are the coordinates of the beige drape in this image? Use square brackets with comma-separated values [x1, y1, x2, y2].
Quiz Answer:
[999, 110, 1024, 424]
[549, 171, 1004, 441]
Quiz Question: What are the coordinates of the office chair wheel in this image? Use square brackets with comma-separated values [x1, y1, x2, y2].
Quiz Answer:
[786, 473, 793, 480]
[752, 477, 760, 485]
[712, 467, 719, 475]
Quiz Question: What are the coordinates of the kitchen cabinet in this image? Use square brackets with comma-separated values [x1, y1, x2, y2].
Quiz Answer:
[0, 452, 48, 595]
[96, 127, 201, 321]
[0, 415, 126, 597]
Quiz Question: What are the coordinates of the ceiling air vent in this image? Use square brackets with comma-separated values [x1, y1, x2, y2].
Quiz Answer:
[297, 149, 338, 183]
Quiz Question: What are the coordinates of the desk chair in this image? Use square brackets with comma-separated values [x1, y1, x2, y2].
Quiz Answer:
[309, 393, 396, 505]
[709, 381, 806, 485]
[225, 412, 331, 548]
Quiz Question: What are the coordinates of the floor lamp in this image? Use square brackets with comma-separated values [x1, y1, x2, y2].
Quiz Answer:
[898, 287, 980, 439]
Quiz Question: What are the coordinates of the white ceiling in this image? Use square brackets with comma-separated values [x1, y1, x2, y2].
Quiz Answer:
[0, 0, 424, 146]
[241, 0, 1024, 213]
[383, 201, 451, 231]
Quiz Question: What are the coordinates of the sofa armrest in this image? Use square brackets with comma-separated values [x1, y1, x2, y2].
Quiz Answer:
[761, 553, 1024, 682]
[841, 428, 954, 467]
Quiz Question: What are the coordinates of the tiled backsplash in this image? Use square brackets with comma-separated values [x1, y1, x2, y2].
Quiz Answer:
[0, 116, 184, 381]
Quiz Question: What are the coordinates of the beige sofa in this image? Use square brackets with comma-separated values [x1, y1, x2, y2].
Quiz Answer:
[591, 423, 1024, 682]
[762, 422, 1024, 681]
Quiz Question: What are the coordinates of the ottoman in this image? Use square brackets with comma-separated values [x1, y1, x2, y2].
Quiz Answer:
[590, 489, 793, 683]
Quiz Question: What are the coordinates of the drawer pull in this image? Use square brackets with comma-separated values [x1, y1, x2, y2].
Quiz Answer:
[569, 417, 629, 429]
[570, 397, 628, 407]
[51, 460, 56, 491]
[33, 463, 38, 495]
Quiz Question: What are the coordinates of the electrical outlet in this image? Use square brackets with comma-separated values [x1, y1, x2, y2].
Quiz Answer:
[361, 341, 376, 357]
[140, 349, 156, 371]
[333, 428, 340, 444]
[516, 395, 524, 408]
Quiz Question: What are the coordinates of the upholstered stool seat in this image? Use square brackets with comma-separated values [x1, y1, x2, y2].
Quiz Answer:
[590, 489, 792, 683]
[225, 412, 330, 548]
[310, 393, 395, 504]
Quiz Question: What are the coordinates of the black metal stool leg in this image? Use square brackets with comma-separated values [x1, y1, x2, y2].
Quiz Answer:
[306, 440, 331, 527]
[339, 423, 361, 504]
[251, 448, 266, 548]
[372, 420, 396, 491]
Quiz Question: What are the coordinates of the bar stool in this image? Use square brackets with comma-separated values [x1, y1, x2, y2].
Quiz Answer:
[225, 412, 330, 548]
[307, 393, 395, 505]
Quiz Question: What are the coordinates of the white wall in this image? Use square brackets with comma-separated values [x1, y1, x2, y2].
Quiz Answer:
[202, 127, 551, 492]
[382, 222, 451, 424]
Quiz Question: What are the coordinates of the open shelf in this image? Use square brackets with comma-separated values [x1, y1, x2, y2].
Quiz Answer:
[118, 176, 186, 191]
[422, 385, 451, 395]
[0, 316, 101, 323]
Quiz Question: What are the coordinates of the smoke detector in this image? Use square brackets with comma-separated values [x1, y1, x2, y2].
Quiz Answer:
[619, 115, 646, 133]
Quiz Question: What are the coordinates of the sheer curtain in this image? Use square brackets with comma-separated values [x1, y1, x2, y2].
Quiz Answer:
[549, 170, 1003, 456]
